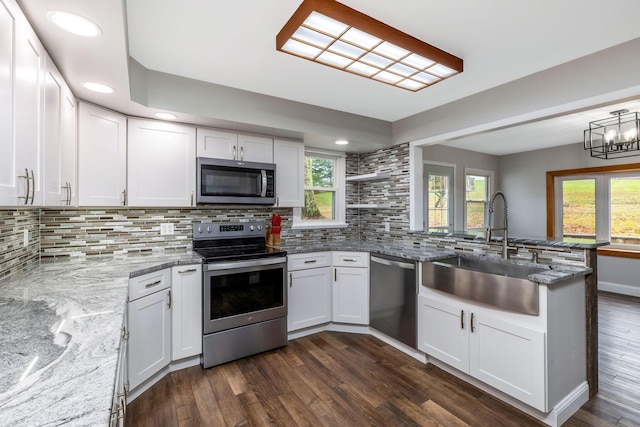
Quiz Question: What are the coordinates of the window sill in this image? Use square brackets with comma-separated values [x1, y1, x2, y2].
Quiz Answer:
[291, 222, 349, 230]
[597, 246, 640, 259]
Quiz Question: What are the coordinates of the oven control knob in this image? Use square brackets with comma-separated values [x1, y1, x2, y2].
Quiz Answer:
[257, 225, 262, 231]
[197, 226, 202, 234]
[250, 225, 255, 231]
[207, 226, 211, 233]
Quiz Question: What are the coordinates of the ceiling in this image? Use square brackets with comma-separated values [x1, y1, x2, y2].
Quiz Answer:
[16, 0, 640, 154]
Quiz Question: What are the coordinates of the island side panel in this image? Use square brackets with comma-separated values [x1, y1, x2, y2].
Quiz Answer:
[585, 248, 598, 398]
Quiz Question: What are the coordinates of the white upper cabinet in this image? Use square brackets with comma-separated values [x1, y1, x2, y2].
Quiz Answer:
[273, 139, 304, 207]
[43, 55, 76, 207]
[237, 133, 273, 162]
[128, 118, 196, 207]
[78, 102, 127, 206]
[196, 128, 273, 163]
[60, 86, 77, 206]
[0, 0, 45, 206]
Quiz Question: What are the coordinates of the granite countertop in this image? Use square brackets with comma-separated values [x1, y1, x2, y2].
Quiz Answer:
[278, 241, 592, 285]
[423, 231, 610, 249]
[0, 252, 202, 427]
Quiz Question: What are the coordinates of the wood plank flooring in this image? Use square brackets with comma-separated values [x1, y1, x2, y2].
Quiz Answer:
[127, 292, 640, 426]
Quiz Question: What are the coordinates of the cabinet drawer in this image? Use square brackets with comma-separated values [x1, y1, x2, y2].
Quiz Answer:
[129, 268, 171, 301]
[332, 252, 369, 268]
[288, 252, 331, 271]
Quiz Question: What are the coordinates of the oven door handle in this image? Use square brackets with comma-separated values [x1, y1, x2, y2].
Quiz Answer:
[260, 169, 267, 198]
[204, 257, 285, 271]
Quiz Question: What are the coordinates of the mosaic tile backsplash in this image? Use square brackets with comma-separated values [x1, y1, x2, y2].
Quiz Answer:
[0, 209, 40, 280]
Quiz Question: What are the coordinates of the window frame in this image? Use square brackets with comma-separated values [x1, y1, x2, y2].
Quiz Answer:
[546, 163, 640, 258]
[464, 168, 493, 234]
[292, 149, 347, 229]
[423, 162, 455, 232]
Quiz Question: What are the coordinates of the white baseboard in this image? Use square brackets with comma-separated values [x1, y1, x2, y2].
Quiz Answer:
[599, 281, 640, 297]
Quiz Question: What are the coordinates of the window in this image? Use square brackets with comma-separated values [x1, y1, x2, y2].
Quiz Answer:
[465, 169, 492, 234]
[549, 165, 640, 250]
[424, 163, 454, 232]
[293, 150, 346, 228]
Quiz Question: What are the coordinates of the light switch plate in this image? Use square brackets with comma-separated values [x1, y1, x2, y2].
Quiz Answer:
[23, 229, 28, 247]
[160, 223, 174, 236]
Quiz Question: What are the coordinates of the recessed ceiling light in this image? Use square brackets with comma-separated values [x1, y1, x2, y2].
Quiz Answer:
[335, 139, 349, 145]
[81, 82, 114, 94]
[47, 11, 102, 37]
[155, 112, 178, 120]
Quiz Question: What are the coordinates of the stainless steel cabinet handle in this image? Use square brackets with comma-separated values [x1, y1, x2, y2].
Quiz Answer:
[191, 191, 194, 206]
[122, 189, 127, 206]
[343, 258, 356, 262]
[289, 272, 292, 288]
[144, 280, 162, 288]
[471, 313, 475, 333]
[28, 169, 35, 205]
[178, 268, 197, 274]
[461, 310, 465, 330]
[240, 146, 244, 161]
[67, 182, 71, 205]
[233, 145, 237, 160]
[167, 290, 172, 308]
[19, 168, 29, 205]
[334, 268, 337, 281]
[276, 194, 279, 206]
[304, 260, 317, 264]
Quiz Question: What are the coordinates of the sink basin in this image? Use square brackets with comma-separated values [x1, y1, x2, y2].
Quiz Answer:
[422, 256, 546, 315]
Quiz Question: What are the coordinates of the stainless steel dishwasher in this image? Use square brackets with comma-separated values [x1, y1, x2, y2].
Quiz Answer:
[369, 254, 417, 348]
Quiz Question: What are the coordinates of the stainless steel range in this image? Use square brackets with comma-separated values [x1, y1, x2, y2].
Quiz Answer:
[193, 221, 288, 368]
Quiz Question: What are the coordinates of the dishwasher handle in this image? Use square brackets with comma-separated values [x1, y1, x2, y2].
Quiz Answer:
[371, 256, 415, 270]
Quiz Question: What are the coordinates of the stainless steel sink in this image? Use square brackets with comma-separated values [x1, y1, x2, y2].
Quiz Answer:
[422, 256, 547, 315]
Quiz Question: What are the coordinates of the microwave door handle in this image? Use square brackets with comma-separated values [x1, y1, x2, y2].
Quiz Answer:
[260, 170, 267, 197]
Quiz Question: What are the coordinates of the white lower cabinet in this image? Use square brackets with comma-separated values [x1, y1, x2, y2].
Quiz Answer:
[332, 252, 369, 325]
[127, 270, 172, 391]
[287, 252, 332, 332]
[171, 265, 202, 360]
[418, 294, 546, 411]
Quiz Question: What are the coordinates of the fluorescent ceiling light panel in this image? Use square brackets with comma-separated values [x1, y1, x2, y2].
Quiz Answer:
[47, 11, 102, 37]
[276, 0, 463, 92]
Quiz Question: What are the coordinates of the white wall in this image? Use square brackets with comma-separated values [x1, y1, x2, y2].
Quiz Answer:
[499, 142, 640, 295]
[423, 145, 500, 230]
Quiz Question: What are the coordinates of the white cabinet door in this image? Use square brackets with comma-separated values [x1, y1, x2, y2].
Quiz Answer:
[78, 102, 127, 206]
[237, 133, 273, 162]
[43, 55, 64, 206]
[469, 313, 546, 411]
[196, 128, 237, 159]
[0, 0, 15, 204]
[11, 9, 44, 206]
[171, 265, 202, 360]
[418, 295, 469, 373]
[273, 139, 304, 207]
[127, 119, 196, 207]
[60, 87, 77, 206]
[128, 288, 171, 390]
[288, 266, 332, 331]
[333, 266, 369, 325]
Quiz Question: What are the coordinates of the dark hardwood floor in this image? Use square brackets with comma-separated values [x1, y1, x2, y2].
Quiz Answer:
[127, 292, 640, 426]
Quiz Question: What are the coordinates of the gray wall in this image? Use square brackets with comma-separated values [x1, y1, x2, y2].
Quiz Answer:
[422, 145, 500, 231]
[499, 142, 640, 295]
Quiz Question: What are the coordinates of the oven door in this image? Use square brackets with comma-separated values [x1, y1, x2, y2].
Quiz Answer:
[203, 257, 287, 334]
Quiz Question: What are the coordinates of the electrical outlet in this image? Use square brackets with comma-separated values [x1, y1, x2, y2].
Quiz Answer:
[23, 229, 28, 247]
[384, 222, 390, 232]
[160, 223, 174, 236]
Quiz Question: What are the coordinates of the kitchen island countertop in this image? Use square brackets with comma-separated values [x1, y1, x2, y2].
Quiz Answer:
[0, 252, 202, 427]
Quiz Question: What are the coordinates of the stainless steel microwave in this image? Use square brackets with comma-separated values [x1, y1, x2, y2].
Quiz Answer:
[196, 157, 276, 205]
